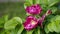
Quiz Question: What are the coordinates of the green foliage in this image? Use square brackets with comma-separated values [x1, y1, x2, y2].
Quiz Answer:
[17, 25, 24, 34]
[26, 0, 33, 5]
[33, 27, 40, 34]
[0, 15, 8, 28]
[4, 17, 22, 30]
[24, 2, 31, 9]
[34, 0, 59, 6]
[48, 0, 59, 7]
[45, 15, 60, 34]
[27, 30, 34, 34]
[50, 7, 57, 14]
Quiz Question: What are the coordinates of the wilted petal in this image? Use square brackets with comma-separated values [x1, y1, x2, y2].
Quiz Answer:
[38, 14, 46, 28]
[38, 10, 52, 28]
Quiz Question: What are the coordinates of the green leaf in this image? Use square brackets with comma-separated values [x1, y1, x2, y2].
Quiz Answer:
[5, 29, 17, 34]
[0, 15, 7, 28]
[34, 0, 39, 4]
[44, 25, 50, 34]
[10, 29, 17, 34]
[54, 21, 60, 32]
[50, 22, 58, 32]
[3, 15, 9, 22]
[35, 27, 40, 34]
[17, 25, 24, 34]
[45, 15, 60, 33]
[13, 17, 22, 24]
[48, 0, 59, 7]
[41, 4, 47, 11]
[24, 2, 31, 9]
[34, 27, 40, 34]
[36, 0, 59, 7]
[26, 0, 33, 5]
[55, 15, 60, 20]
[50, 15, 60, 32]
[4, 17, 22, 30]
[47, 22, 56, 32]
[27, 29, 34, 34]
[38, 0, 48, 5]
[54, 16, 60, 32]
[37, 27, 40, 34]
[50, 7, 57, 14]
[33, 0, 40, 4]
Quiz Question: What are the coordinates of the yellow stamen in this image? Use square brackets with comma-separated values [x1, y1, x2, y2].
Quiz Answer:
[31, 20, 37, 25]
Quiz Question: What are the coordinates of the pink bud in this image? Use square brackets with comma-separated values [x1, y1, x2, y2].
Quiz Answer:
[46, 10, 52, 16]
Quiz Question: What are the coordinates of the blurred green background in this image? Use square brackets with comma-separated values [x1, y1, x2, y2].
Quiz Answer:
[0, 1, 26, 19]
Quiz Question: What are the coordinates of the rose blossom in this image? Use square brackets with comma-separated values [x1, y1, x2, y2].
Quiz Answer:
[26, 4, 42, 14]
[23, 16, 38, 30]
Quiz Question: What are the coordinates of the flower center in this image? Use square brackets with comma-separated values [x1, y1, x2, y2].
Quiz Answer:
[31, 20, 37, 25]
